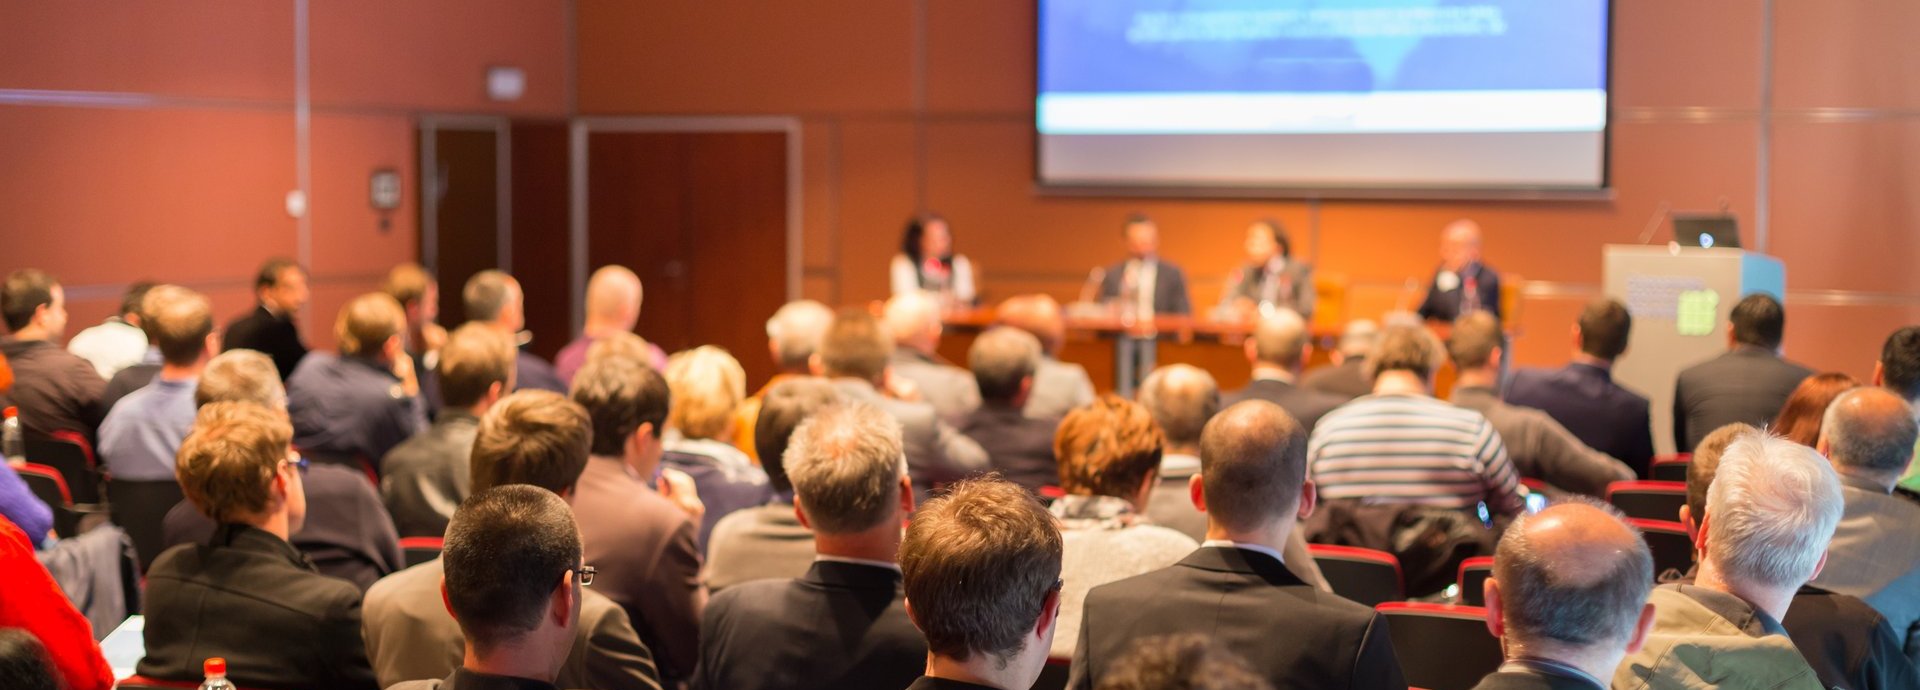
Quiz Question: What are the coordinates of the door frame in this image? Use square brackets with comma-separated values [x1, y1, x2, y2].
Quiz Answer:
[419, 115, 513, 274]
[568, 116, 803, 334]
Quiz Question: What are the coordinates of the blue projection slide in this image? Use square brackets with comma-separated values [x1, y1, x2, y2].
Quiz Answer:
[1038, 0, 1609, 135]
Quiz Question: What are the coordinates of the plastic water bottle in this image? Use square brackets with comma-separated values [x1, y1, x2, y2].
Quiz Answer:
[199, 657, 235, 690]
[1, 407, 22, 461]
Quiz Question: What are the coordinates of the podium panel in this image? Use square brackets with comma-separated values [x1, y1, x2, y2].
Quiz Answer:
[1603, 246, 1784, 455]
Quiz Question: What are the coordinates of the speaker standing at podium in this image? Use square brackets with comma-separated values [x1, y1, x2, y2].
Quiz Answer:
[1096, 214, 1192, 317]
[1417, 219, 1503, 323]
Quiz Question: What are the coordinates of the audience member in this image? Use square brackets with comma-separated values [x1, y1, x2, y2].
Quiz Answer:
[1219, 219, 1315, 319]
[1417, 219, 1502, 322]
[1448, 311, 1633, 496]
[380, 323, 515, 538]
[995, 294, 1096, 420]
[1093, 634, 1274, 690]
[663, 345, 773, 548]
[1870, 327, 1920, 492]
[695, 403, 926, 690]
[1309, 324, 1525, 516]
[194, 349, 287, 409]
[0, 517, 112, 690]
[222, 257, 310, 380]
[66, 280, 152, 379]
[1672, 293, 1813, 451]
[555, 265, 666, 385]
[386, 486, 624, 690]
[1096, 213, 1192, 315]
[568, 360, 707, 684]
[0, 269, 106, 442]
[139, 402, 379, 689]
[884, 290, 981, 419]
[958, 326, 1060, 493]
[901, 478, 1064, 690]
[0, 628, 61, 690]
[1772, 372, 1859, 447]
[817, 307, 986, 500]
[1050, 395, 1198, 658]
[1225, 309, 1344, 432]
[98, 285, 214, 481]
[364, 389, 660, 690]
[1503, 298, 1655, 475]
[1616, 431, 1839, 690]
[382, 263, 448, 377]
[286, 292, 425, 472]
[1475, 499, 1654, 690]
[733, 299, 833, 462]
[704, 377, 840, 592]
[1300, 319, 1378, 400]
[1813, 388, 1920, 669]
[464, 269, 566, 393]
[1070, 400, 1404, 690]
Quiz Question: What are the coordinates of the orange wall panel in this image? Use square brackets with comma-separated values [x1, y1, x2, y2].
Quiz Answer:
[306, 113, 419, 280]
[0, 2, 294, 101]
[1768, 120, 1920, 294]
[309, 0, 568, 115]
[1609, 0, 1765, 109]
[1773, 2, 1920, 109]
[925, 0, 1033, 115]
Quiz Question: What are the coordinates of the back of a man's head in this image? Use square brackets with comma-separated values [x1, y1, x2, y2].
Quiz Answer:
[1336, 319, 1379, 360]
[464, 270, 519, 324]
[997, 294, 1066, 355]
[1729, 293, 1786, 350]
[1138, 364, 1219, 450]
[883, 290, 942, 345]
[970, 326, 1041, 405]
[1878, 326, 1920, 403]
[335, 292, 407, 358]
[1198, 401, 1308, 533]
[569, 356, 669, 458]
[120, 281, 156, 322]
[472, 390, 592, 495]
[585, 265, 643, 328]
[1820, 387, 1919, 484]
[1250, 309, 1310, 369]
[1, 269, 57, 334]
[197, 349, 287, 410]
[442, 485, 582, 659]
[256, 257, 302, 292]
[785, 403, 906, 534]
[901, 477, 1063, 666]
[1447, 311, 1502, 370]
[1685, 422, 1758, 521]
[1704, 432, 1843, 593]
[1095, 634, 1274, 690]
[1577, 298, 1632, 361]
[1492, 500, 1653, 659]
[819, 308, 893, 381]
[0, 627, 60, 690]
[142, 285, 214, 367]
[755, 377, 843, 494]
[584, 331, 654, 370]
[766, 300, 835, 371]
[176, 402, 294, 524]
[1367, 325, 1445, 382]
[439, 323, 517, 410]
[1056, 394, 1164, 500]
[382, 263, 436, 313]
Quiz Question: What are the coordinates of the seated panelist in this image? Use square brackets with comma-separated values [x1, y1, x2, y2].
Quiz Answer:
[889, 214, 976, 308]
[1219, 218, 1315, 320]
[1417, 219, 1502, 323]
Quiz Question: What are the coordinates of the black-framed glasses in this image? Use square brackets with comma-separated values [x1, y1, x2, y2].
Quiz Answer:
[575, 565, 597, 587]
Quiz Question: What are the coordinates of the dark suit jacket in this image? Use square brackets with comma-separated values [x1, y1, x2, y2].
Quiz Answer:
[573, 457, 706, 685]
[138, 523, 379, 690]
[1223, 259, 1316, 318]
[1068, 546, 1406, 690]
[223, 305, 309, 381]
[388, 668, 559, 690]
[1781, 584, 1920, 690]
[1302, 358, 1373, 401]
[161, 463, 405, 592]
[1097, 259, 1193, 315]
[1470, 670, 1604, 690]
[1672, 346, 1813, 451]
[1227, 377, 1346, 433]
[1504, 363, 1655, 477]
[514, 349, 568, 393]
[693, 561, 926, 690]
[1417, 263, 1502, 322]
[958, 404, 1060, 493]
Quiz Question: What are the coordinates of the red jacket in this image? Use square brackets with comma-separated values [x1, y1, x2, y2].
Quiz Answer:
[0, 516, 113, 690]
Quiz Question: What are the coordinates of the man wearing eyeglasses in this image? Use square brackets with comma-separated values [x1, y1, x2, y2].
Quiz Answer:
[136, 401, 380, 690]
[389, 485, 595, 690]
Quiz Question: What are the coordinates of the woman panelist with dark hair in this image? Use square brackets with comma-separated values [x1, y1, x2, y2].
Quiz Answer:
[1220, 218, 1315, 319]
[890, 214, 976, 308]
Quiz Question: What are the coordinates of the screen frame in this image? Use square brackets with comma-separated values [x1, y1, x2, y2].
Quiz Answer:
[1030, 1, 1616, 201]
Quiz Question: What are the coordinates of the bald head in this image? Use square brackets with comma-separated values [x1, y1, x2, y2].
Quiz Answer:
[584, 265, 642, 331]
[1139, 364, 1220, 449]
[765, 300, 834, 372]
[884, 291, 942, 353]
[1441, 219, 1484, 271]
[1198, 401, 1308, 533]
[1250, 309, 1309, 369]
[1493, 500, 1653, 652]
[997, 294, 1066, 355]
[1820, 387, 1919, 486]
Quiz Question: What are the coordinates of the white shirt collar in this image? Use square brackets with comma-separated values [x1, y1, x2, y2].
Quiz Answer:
[1159, 452, 1201, 477]
[815, 555, 901, 573]
[1201, 539, 1286, 565]
[1252, 369, 1296, 385]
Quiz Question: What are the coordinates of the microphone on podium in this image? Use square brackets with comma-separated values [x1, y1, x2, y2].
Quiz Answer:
[1078, 266, 1107, 306]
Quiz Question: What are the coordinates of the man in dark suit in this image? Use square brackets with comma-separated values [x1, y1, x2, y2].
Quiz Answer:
[899, 478, 1064, 690]
[1226, 309, 1345, 433]
[1504, 298, 1655, 476]
[1812, 388, 1920, 671]
[380, 323, 514, 538]
[1069, 401, 1405, 690]
[1301, 319, 1379, 402]
[958, 327, 1060, 493]
[703, 377, 839, 592]
[1450, 313, 1634, 497]
[462, 270, 566, 394]
[1472, 500, 1656, 690]
[221, 257, 310, 381]
[1672, 293, 1813, 451]
[1096, 214, 1192, 316]
[137, 402, 379, 690]
[694, 403, 926, 690]
[817, 308, 987, 501]
[885, 291, 979, 420]
[285, 293, 426, 472]
[1417, 220, 1502, 323]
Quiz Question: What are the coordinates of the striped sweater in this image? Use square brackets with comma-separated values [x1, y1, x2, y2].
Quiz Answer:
[1307, 393, 1526, 516]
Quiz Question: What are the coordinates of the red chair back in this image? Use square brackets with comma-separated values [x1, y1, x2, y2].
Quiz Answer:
[1455, 556, 1495, 606]
[400, 536, 445, 568]
[26, 435, 101, 504]
[1649, 454, 1691, 482]
[16, 462, 80, 538]
[1605, 480, 1687, 521]
[1375, 603, 1502, 690]
[1629, 519, 1697, 581]
[1309, 544, 1405, 607]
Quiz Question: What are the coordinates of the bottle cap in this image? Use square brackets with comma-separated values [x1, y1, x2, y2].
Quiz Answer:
[2, 406, 15, 419]
[204, 657, 226, 676]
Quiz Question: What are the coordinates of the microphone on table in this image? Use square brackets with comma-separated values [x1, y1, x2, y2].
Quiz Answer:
[1636, 201, 1671, 245]
[1078, 266, 1107, 306]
